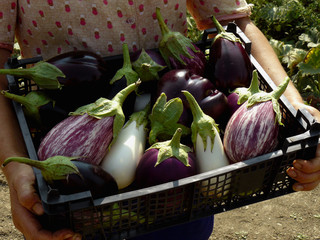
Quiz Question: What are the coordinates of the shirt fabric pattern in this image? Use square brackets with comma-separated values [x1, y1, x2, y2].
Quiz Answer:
[0, 0, 252, 60]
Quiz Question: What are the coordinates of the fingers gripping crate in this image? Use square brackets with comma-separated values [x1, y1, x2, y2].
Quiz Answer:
[5, 23, 320, 239]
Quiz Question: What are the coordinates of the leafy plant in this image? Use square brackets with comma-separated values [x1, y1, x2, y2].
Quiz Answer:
[249, 0, 320, 108]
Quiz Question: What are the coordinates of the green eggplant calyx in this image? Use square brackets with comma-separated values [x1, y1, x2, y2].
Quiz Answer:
[0, 61, 64, 90]
[110, 43, 139, 86]
[242, 71, 290, 126]
[148, 92, 190, 145]
[148, 128, 192, 167]
[2, 156, 82, 184]
[156, 7, 200, 68]
[211, 15, 242, 44]
[182, 90, 219, 152]
[132, 49, 166, 82]
[233, 70, 262, 105]
[70, 80, 141, 140]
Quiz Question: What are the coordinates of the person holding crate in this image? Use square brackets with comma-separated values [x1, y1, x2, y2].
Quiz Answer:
[0, 1, 319, 240]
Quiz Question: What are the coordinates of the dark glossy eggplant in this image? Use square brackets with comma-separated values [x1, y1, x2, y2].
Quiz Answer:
[156, 69, 227, 126]
[0, 51, 110, 112]
[206, 16, 253, 94]
[199, 89, 229, 127]
[227, 92, 242, 117]
[45, 51, 110, 112]
[156, 7, 206, 76]
[2, 156, 118, 199]
[135, 128, 197, 188]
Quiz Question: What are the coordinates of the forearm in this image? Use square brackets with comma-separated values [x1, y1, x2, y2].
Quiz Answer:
[234, 17, 320, 122]
[235, 18, 303, 105]
[0, 49, 28, 178]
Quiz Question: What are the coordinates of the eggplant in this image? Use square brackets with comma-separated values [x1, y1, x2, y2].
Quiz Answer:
[135, 128, 197, 188]
[156, 69, 228, 126]
[2, 156, 118, 199]
[182, 90, 230, 197]
[227, 92, 242, 116]
[223, 70, 290, 162]
[155, 7, 206, 76]
[199, 89, 229, 127]
[37, 80, 141, 165]
[100, 104, 150, 189]
[0, 51, 110, 112]
[206, 16, 253, 94]
[0, 90, 68, 132]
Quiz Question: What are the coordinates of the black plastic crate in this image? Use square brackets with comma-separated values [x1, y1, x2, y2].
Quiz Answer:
[5, 23, 320, 240]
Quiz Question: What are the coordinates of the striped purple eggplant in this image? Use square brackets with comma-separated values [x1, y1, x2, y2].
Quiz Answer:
[37, 80, 141, 165]
[223, 70, 290, 163]
[156, 7, 206, 76]
[37, 114, 114, 165]
[223, 101, 279, 163]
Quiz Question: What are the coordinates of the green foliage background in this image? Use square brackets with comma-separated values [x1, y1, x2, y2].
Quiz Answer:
[188, 0, 320, 109]
[250, 0, 320, 108]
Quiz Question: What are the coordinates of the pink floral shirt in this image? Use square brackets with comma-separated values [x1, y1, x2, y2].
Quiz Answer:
[0, 0, 252, 60]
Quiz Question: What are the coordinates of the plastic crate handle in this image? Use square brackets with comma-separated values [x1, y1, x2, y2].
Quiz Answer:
[281, 108, 320, 156]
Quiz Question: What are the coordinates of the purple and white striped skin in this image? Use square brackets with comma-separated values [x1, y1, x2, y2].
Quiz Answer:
[168, 44, 207, 76]
[37, 113, 114, 165]
[223, 100, 279, 163]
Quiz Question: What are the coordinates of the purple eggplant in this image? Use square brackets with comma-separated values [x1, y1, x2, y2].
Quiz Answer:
[0, 90, 68, 133]
[47, 51, 110, 111]
[206, 16, 253, 93]
[199, 89, 229, 127]
[3, 156, 118, 199]
[227, 92, 242, 116]
[135, 128, 197, 188]
[156, 7, 206, 76]
[37, 80, 141, 165]
[0, 51, 110, 112]
[223, 70, 290, 163]
[156, 69, 228, 126]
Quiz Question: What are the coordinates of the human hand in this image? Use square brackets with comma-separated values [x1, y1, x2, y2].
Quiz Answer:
[4, 162, 82, 240]
[286, 103, 320, 191]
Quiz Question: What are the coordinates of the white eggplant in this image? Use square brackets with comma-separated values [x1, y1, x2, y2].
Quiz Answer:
[196, 134, 229, 172]
[182, 90, 230, 197]
[196, 134, 231, 197]
[100, 104, 149, 189]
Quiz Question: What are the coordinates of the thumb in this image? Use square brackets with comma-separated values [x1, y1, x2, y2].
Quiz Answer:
[7, 162, 44, 215]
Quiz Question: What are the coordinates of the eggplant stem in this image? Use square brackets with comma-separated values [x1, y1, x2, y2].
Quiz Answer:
[272, 76, 290, 100]
[150, 127, 191, 167]
[1, 90, 31, 107]
[112, 79, 141, 107]
[211, 15, 226, 34]
[156, 7, 170, 36]
[3, 157, 46, 170]
[182, 90, 219, 152]
[121, 43, 132, 69]
[182, 90, 203, 122]
[0, 68, 34, 77]
[168, 128, 183, 149]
